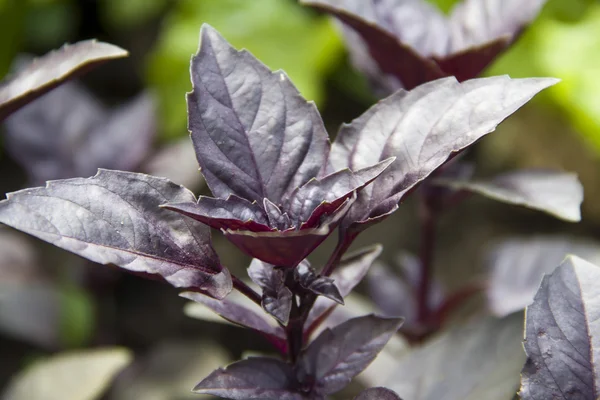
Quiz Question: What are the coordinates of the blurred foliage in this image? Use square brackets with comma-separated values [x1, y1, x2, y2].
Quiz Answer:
[426, 0, 600, 154]
[99, 0, 168, 30]
[146, 0, 344, 139]
[59, 285, 95, 348]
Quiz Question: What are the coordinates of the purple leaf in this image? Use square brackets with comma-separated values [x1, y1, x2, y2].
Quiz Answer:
[0, 169, 231, 299]
[386, 314, 525, 400]
[181, 292, 286, 347]
[0, 40, 128, 121]
[162, 195, 271, 232]
[248, 259, 293, 324]
[194, 357, 303, 400]
[302, 0, 546, 90]
[299, 315, 403, 395]
[307, 245, 382, 329]
[222, 196, 355, 267]
[287, 158, 394, 227]
[187, 24, 329, 205]
[355, 387, 402, 400]
[294, 260, 344, 304]
[4, 83, 156, 184]
[486, 236, 600, 317]
[328, 76, 558, 233]
[520, 256, 600, 400]
[434, 169, 583, 222]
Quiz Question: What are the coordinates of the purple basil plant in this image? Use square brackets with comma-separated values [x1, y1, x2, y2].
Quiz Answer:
[0, 22, 576, 399]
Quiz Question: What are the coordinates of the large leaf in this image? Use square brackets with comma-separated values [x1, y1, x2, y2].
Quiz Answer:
[2, 347, 132, 400]
[0, 40, 127, 121]
[187, 24, 329, 205]
[0, 169, 231, 299]
[303, 0, 547, 89]
[299, 315, 403, 396]
[355, 387, 402, 400]
[433, 169, 583, 222]
[193, 357, 303, 400]
[328, 75, 557, 232]
[386, 314, 525, 400]
[4, 83, 156, 184]
[520, 255, 600, 399]
[486, 236, 600, 317]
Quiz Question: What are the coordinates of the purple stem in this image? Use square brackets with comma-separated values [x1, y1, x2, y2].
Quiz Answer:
[416, 195, 436, 326]
[231, 275, 262, 307]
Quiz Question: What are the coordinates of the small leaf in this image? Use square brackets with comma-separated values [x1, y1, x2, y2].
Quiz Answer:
[294, 260, 344, 304]
[306, 245, 382, 328]
[0, 40, 128, 120]
[188, 24, 329, 205]
[433, 169, 583, 222]
[248, 259, 293, 324]
[193, 357, 303, 400]
[355, 387, 402, 400]
[299, 314, 403, 395]
[386, 314, 525, 400]
[0, 169, 231, 298]
[328, 76, 558, 232]
[486, 236, 600, 317]
[2, 347, 132, 400]
[520, 256, 600, 399]
[181, 292, 286, 342]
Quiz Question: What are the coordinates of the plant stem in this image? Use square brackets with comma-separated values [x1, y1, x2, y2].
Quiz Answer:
[231, 275, 262, 306]
[286, 296, 304, 364]
[416, 195, 436, 326]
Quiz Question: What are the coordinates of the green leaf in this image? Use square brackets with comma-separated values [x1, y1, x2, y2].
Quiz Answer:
[59, 284, 95, 348]
[2, 348, 132, 400]
[147, 0, 343, 139]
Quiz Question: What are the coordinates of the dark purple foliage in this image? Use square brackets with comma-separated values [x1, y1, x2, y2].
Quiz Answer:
[4, 82, 156, 184]
[164, 25, 393, 267]
[521, 256, 600, 399]
[328, 76, 557, 234]
[0, 40, 128, 121]
[298, 315, 403, 396]
[302, 0, 547, 91]
[0, 170, 231, 298]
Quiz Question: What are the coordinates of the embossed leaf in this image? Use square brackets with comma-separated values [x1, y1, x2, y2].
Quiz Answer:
[0, 40, 128, 121]
[434, 169, 583, 222]
[487, 236, 600, 317]
[183, 25, 391, 266]
[302, 0, 547, 90]
[188, 24, 329, 205]
[0, 170, 231, 299]
[355, 387, 402, 400]
[4, 83, 156, 184]
[299, 315, 403, 396]
[387, 314, 525, 400]
[193, 357, 303, 400]
[328, 76, 558, 232]
[520, 256, 600, 399]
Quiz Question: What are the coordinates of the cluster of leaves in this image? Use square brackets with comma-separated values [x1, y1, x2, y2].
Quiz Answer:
[0, 0, 595, 398]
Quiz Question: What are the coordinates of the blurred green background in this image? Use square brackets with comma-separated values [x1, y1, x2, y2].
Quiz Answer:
[0, 0, 599, 398]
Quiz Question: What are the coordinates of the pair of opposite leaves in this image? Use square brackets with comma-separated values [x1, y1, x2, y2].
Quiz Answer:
[0, 24, 556, 300]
